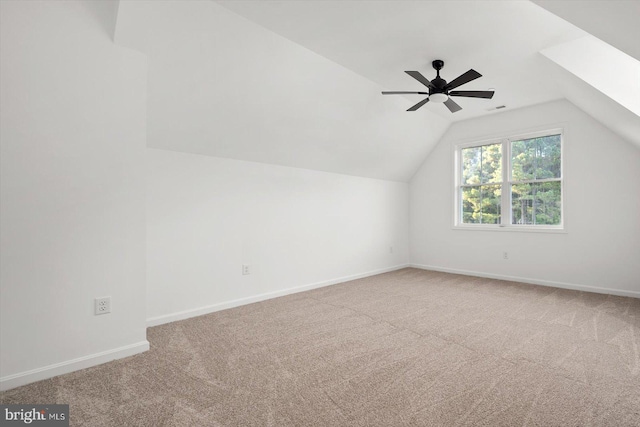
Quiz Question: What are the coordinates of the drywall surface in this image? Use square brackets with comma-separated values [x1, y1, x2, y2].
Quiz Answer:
[147, 149, 409, 323]
[114, 0, 449, 182]
[410, 100, 640, 295]
[532, 0, 640, 62]
[0, 0, 148, 388]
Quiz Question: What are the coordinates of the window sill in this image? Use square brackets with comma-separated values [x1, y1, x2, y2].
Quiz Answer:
[452, 225, 567, 234]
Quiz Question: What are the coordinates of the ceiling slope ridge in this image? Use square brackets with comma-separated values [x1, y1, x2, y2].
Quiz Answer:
[540, 36, 640, 118]
[537, 36, 640, 149]
[540, 64, 640, 150]
[528, 1, 640, 149]
[108, 0, 452, 181]
[147, 146, 415, 184]
[531, 0, 640, 62]
[406, 123, 452, 183]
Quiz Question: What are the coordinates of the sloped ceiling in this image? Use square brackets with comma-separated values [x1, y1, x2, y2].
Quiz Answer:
[532, 0, 640, 61]
[216, 0, 586, 122]
[539, 36, 640, 148]
[116, 0, 449, 182]
[115, 1, 639, 183]
[532, 1, 640, 149]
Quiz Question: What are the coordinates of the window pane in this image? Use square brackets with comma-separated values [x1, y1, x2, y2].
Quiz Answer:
[511, 134, 561, 181]
[481, 143, 502, 184]
[461, 146, 481, 185]
[461, 143, 502, 185]
[511, 181, 561, 225]
[480, 184, 502, 224]
[462, 186, 480, 223]
[462, 184, 501, 224]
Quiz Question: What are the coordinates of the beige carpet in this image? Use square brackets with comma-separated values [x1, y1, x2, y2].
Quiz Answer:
[2, 268, 639, 426]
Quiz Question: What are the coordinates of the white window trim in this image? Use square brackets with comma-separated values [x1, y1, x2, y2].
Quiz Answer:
[453, 127, 566, 233]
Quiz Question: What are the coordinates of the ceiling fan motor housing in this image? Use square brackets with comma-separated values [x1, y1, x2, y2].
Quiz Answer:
[430, 60, 447, 93]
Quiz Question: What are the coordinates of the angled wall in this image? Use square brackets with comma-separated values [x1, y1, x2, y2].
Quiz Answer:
[115, 0, 418, 325]
[410, 100, 640, 296]
[115, 0, 449, 182]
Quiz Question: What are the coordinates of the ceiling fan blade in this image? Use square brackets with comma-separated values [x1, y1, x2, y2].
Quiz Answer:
[449, 90, 495, 99]
[407, 97, 430, 111]
[405, 71, 435, 89]
[445, 69, 482, 90]
[382, 91, 430, 95]
[444, 98, 462, 113]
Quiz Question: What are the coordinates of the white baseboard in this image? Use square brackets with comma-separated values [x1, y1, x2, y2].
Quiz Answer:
[0, 341, 149, 392]
[147, 264, 410, 327]
[410, 264, 640, 299]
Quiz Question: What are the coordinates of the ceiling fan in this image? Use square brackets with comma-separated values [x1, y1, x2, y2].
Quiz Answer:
[382, 60, 494, 113]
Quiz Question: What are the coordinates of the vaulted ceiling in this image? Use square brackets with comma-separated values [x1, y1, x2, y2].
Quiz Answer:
[217, 0, 586, 122]
[115, 0, 640, 182]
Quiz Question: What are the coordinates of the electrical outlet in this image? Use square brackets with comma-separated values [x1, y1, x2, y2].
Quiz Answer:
[95, 297, 111, 315]
[242, 264, 251, 275]
[503, 251, 509, 260]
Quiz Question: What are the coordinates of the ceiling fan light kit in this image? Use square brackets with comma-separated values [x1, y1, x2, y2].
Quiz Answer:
[382, 59, 495, 113]
[429, 93, 448, 103]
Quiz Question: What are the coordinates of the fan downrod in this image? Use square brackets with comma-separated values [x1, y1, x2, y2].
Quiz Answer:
[431, 60, 445, 86]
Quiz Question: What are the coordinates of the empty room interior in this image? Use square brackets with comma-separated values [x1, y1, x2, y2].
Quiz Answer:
[1, 0, 640, 425]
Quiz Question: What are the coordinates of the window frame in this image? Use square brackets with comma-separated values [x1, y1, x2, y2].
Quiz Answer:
[453, 127, 565, 233]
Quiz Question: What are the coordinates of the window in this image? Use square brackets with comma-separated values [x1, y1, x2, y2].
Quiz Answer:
[455, 130, 563, 230]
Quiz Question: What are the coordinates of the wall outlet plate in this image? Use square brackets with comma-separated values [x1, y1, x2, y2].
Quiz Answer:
[95, 297, 111, 315]
[242, 264, 251, 275]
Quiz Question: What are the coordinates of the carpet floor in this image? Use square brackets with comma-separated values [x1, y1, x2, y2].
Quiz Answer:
[2, 268, 639, 426]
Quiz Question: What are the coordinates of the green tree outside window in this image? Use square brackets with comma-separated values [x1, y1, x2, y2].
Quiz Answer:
[459, 133, 562, 227]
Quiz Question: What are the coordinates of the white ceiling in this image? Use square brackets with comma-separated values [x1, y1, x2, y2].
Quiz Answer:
[216, 0, 587, 122]
[114, 1, 639, 182]
[115, 0, 450, 182]
[532, 0, 640, 62]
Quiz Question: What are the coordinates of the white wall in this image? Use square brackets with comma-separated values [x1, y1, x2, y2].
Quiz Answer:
[0, 0, 148, 390]
[147, 148, 409, 324]
[410, 99, 640, 296]
[3, 0, 637, 394]
[114, 0, 449, 182]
